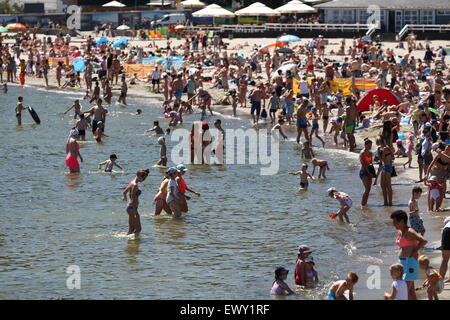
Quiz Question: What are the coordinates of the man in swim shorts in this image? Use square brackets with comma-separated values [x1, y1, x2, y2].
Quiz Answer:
[15, 96, 25, 126]
[296, 99, 310, 144]
[343, 97, 357, 152]
[249, 83, 264, 124]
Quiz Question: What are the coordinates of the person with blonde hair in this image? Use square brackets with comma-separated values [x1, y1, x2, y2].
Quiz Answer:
[418, 255, 444, 300]
[384, 263, 408, 300]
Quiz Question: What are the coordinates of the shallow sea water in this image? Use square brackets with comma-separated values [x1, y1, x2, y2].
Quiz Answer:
[0, 85, 438, 299]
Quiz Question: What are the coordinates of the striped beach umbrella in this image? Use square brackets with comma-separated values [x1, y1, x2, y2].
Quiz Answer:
[259, 41, 286, 52]
[6, 23, 27, 30]
[0, 26, 8, 33]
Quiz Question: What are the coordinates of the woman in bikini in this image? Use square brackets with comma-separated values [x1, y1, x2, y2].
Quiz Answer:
[122, 169, 149, 236]
[359, 139, 376, 207]
[153, 173, 173, 216]
[391, 210, 427, 300]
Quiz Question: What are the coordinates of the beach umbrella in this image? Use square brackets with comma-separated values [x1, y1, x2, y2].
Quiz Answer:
[72, 58, 86, 72]
[117, 24, 130, 30]
[277, 35, 301, 43]
[275, 0, 317, 14]
[181, 0, 205, 9]
[113, 37, 128, 48]
[235, 2, 281, 17]
[356, 88, 402, 112]
[0, 26, 7, 33]
[259, 41, 286, 52]
[97, 37, 108, 45]
[276, 47, 294, 54]
[192, 4, 235, 18]
[102, 1, 125, 7]
[174, 25, 185, 32]
[272, 63, 298, 77]
[6, 23, 26, 30]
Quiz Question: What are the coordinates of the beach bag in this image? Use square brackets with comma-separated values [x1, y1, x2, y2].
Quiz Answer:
[368, 164, 376, 177]
[391, 166, 398, 177]
[261, 108, 267, 119]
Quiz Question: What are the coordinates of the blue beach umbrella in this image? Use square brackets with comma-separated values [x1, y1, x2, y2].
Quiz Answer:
[72, 58, 86, 72]
[97, 37, 108, 45]
[277, 35, 301, 42]
[113, 37, 128, 48]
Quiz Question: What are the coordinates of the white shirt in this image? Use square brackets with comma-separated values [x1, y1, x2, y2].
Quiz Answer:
[166, 179, 179, 204]
[299, 80, 309, 94]
[151, 69, 161, 80]
[392, 280, 408, 300]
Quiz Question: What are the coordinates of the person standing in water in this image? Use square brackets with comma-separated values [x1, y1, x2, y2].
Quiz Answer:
[64, 99, 82, 119]
[122, 169, 149, 237]
[66, 129, 83, 174]
[166, 167, 183, 218]
[15, 96, 25, 126]
[175, 164, 201, 213]
[153, 173, 173, 216]
[390, 210, 427, 300]
[327, 187, 352, 224]
[359, 139, 375, 207]
[83, 98, 108, 135]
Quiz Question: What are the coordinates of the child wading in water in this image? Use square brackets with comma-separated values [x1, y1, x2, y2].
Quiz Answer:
[289, 163, 315, 190]
[308, 107, 325, 147]
[94, 121, 107, 142]
[270, 267, 295, 296]
[311, 158, 329, 179]
[327, 187, 352, 223]
[327, 272, 358, 300]
[145, 120, 164, 135]
[384, 263, 408, 300]
[295, 245, 319, 287]
[156, 137, 167, 167]
[418, 255, 444, 300]
[98, 154, 123, 172]
[427, 176, 443, 212]
[301, 141, 315, 160]
[408, 186, 425, 235]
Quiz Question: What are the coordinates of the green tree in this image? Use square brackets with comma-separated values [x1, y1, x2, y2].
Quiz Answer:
[0, 0, 24, 14]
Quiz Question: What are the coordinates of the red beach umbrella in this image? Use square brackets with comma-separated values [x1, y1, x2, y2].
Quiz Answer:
[356, 88, 402, 112]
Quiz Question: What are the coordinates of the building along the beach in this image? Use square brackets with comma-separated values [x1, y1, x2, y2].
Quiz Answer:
[314, 0, 450, 32]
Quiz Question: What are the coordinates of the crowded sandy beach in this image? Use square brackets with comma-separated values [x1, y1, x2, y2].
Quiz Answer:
[2, 21, 450, 301]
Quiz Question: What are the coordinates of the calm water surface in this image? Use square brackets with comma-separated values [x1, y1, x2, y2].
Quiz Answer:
[0, 86, 436, 299]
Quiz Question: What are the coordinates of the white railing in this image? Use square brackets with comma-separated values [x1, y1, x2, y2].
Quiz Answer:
[184, 23, 371, 34]
[397, 24, 450, 40]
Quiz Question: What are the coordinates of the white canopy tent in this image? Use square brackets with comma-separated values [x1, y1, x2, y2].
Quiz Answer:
[181, 0, 205, 9]
[102, 1, 125, 7]
[234, 2, 281, 17]
[192, 4, 235, 18]
[117, 24, 130, 30]
[146, 1, 172, 6]
[302, 0, 329, 4]
[275, 0, 317, 14]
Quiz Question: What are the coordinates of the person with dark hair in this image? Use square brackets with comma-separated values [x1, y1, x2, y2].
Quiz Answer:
[270, 267, 295, 295]
[390, 210, 427, 300]
[122, 169, 149, 237]
[359, 138, 375, 207]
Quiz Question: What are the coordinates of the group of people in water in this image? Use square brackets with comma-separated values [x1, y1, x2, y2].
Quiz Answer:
[6, 26, 450, 300]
